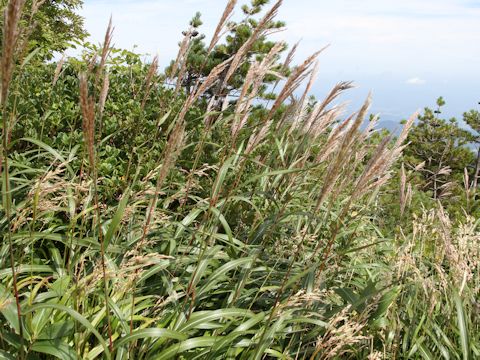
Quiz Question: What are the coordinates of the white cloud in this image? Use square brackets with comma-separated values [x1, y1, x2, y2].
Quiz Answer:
[406, 77, 426, 85]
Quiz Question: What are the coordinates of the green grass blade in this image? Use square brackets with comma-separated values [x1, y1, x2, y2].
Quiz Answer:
[24, 303, 111, 360]
[0, 285, 20, 333]
[31, 340, 79, 360]
[20, 137, 75, 177]
[152, 336, 219, 360]
[0, 350, 16, 360]
[454, 293, 470, 360]
[104, 188, 130, 249]
[176, 309, 254, 333]
[114, 328, 187, 349]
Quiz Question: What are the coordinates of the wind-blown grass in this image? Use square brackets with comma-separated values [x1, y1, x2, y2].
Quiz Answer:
[0, 0, 478, 359]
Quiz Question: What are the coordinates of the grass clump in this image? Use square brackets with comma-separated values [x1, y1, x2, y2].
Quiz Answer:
[0, 0, 478, 359]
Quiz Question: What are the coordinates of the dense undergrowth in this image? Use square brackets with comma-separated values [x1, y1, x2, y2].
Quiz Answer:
[0, 0, 479, 359]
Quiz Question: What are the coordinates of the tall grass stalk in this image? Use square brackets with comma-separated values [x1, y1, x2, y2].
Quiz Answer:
[1, 1, 25, 357]
[0, 1, 478, 359]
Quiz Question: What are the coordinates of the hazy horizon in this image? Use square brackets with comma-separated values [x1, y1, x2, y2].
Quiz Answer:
[81, 0, 480, 124]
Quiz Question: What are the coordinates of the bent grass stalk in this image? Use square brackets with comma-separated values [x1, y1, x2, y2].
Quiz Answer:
[1, 1, 476, 358]
[1, 0, 26, 357]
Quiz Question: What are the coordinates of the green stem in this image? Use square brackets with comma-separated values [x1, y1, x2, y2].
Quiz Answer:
[2, 105, 25, 358]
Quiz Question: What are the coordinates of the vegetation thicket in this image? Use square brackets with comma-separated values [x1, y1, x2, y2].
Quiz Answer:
[0, 0, 478, 359]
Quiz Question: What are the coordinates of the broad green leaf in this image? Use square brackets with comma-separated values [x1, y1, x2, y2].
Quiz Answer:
[24, 304, 111, 360]
[37, 321, 75, 340]
[104, 188, 130, 248]
[31, 340, 79, 360]
[20, 138, 75, 177]
[176, 308, 254, 333]
[416, 339, 435, 360]
[152, 336, 219, 360]
[114, 328, 186, 349]
[370, 286, 400, 323]
[455, 293, 470, 360]
[211, 155, 235, 200]
[0, 350, 16, 360]
[197, 257, 254, 298]
[0, 285, 20, 333]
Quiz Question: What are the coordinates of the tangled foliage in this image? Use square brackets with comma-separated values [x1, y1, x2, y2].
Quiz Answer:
[0, 1, 478, 359]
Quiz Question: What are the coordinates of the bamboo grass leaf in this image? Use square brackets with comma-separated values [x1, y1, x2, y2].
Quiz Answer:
[0, 285, 20, 333]
[31, 340, 79, 360]
[152, 336, 220, 360]
[20, 138, 75, 177]
[23, 304, 112, 360]
[104, 188, 130, 249]
[114, 328, 187, 349]
[0, 350, 16, 360]
[455, 293, 470, 360]
[177, 309, 255, 333]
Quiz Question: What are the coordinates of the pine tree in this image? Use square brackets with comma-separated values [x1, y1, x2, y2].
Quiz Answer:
[463, 108, 480, 189]
[166, 0, 286, 101]
[404, 97, 475, 199]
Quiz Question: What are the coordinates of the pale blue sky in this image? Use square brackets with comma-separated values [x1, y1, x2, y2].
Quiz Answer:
[81, 0, 480, 123]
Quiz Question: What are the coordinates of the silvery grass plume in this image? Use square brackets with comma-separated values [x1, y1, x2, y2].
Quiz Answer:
[171, 20, 199, 93]
[311, 305, 369, 359]
[231, 41, 286, 141]
[16, 0, 46, 58]
[287, 60, 320, 134]
[289, 81, 353, 140]
[308, 105, 347, 140]
[351, 113, 415, 201]
[135, 118, 185, 332]
[79, 73, 96, 169]
[464, 167, 470, 196]
[359, 112, 379, 140]
[281, 40, 300, 75]
[52, 54, 66, 86]
[87, 51, 98, 72]
[141, 55, 159, 110]
[1, 0, 25, 107]
[399, 163, 411, 217]
[315, 113, 354, 163]
[142, 119, 185, 238]
[292, 106, 347, 170]
[267, 48, 325, 123]
[221, 0, 283, 90]
[245, 119, 273, 154]
[314, 95, 372, 211]
[312, 81, 354, 123]
[97, 17, 114, 81]
[207, 0, 237, 54]
[170, 32, 190, 80]
[436, 205, 479, 294]
[245, 50, 322, 155]
[174, 57, 233, 127]
[180, 0, 238, 119]
[79, 20, 113, 135]
[98, 71, 110, 118]
[31, 0, 46, 14]
[78, 19, 115, 350]
[191, 58, 232, 104]
[270, 39, 300, 96]
[98, 19, 113, 119]
[12, 163, 74, 231]
[395, 206, 479, 318]
[275, 85, 353, 188]
[175, 47, 190, 94]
